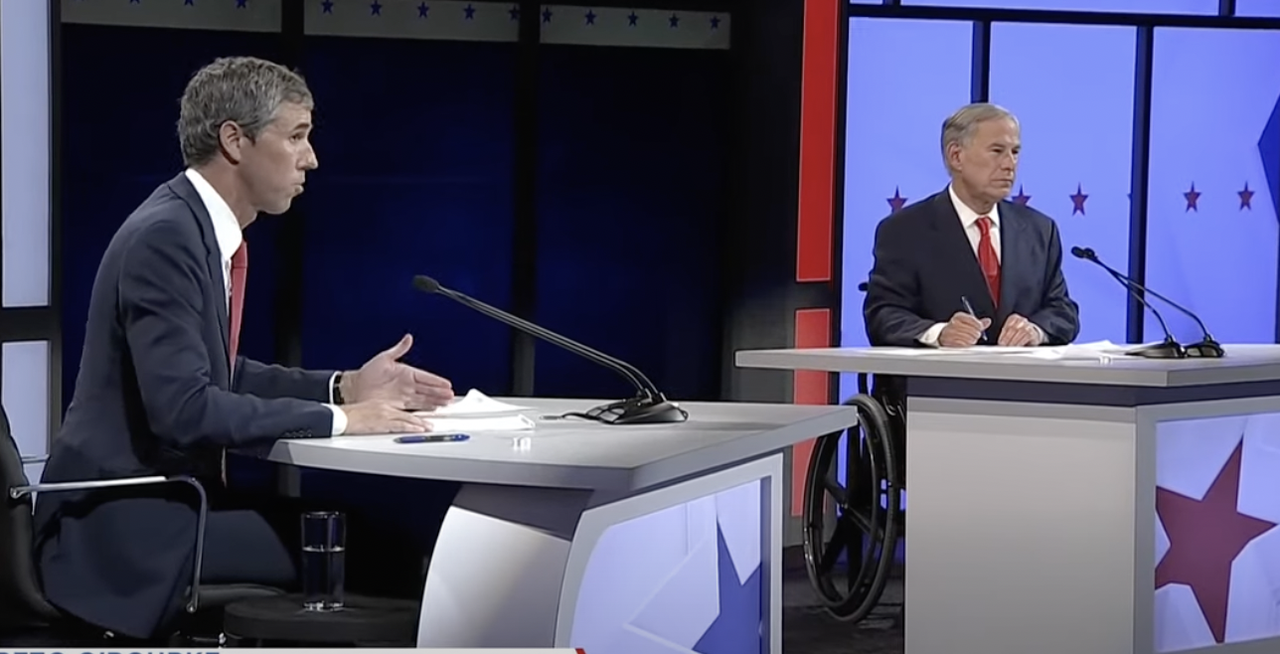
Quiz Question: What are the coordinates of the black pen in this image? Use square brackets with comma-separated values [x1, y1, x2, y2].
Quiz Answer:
[960, 295, 989, 343]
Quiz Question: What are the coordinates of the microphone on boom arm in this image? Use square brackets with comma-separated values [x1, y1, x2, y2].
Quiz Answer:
[1070, 246, 1224, 359]
[412, 275, 689, 424]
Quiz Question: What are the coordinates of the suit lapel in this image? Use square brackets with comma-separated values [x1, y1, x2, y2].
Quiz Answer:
[996, 202, 1028, 325]
[167, 173, 231, 375]
[929, 193, 997, 317]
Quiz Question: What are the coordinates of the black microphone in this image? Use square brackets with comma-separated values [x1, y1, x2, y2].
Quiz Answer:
[412, 275, 689, 424]
[1070, 247, 1224, 359]
[1071, 246, 1185, 358]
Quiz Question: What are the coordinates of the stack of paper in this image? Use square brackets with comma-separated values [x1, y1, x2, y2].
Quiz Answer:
[415, 389, 535, 432]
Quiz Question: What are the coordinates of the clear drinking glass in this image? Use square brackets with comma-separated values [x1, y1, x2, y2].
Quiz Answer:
[301, 511, 346, 611]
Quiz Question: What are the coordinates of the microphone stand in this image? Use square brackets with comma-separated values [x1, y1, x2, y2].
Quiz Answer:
[1071, 247, 1187, 359]
[1103, 268, 1186, 360]
[414, 276, 689, 424]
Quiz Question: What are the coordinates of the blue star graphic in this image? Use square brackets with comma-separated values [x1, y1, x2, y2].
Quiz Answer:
[627, 11, 638, 26]
[236, 0, 247, 7]
[508, 4, 519, 20]
[668, 13, 680, 28]
[585, 9, 595, 25]
[185, 0, 195, 5]
[464, 3, 475, 19]
[418, 2, 429, 17]
[691, 527, 763, 654]
[710, 16, 721, 29]
[541, 6, 552, 22]
[321, 0, 333, 14]
[129, 0, 140, 4]
[370, 0, 382, 15]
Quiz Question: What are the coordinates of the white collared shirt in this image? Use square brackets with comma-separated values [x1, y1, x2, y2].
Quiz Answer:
[916, 184, 1043, 346]
[947, 183, 1001, 263]
[183, 169, 348, 435]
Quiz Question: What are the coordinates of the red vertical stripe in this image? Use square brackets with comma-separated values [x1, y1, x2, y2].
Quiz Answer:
[795, 0, 840, 283]
[791, 308, 830, 515]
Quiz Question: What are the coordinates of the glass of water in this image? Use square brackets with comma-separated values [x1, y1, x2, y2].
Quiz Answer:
[301, 511, 346, 611]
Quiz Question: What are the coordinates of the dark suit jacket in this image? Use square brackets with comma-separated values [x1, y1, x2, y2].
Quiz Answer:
[34, 173, 335, 638]
[863, 190, 1080, 347]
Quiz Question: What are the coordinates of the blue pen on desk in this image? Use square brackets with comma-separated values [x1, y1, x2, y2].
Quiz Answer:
[960, 295, 989, 342]
[394, 434, 470, 444]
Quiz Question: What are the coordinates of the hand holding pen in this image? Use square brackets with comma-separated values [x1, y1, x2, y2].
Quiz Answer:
[937, 296, 992, 347]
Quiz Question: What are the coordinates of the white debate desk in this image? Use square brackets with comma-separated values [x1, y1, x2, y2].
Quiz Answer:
[735, 344, 1280, 654]
[265, 398, 858, 652]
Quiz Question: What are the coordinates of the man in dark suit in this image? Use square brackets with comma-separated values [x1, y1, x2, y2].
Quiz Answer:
[34, 57, 455, 640]
[864, 103, 1080, 348]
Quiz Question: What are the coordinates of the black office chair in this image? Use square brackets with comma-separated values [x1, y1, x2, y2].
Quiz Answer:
[0, 404, 282, 646]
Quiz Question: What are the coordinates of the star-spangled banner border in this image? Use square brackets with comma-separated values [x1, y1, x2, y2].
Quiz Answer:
[60, 0, 731, 50]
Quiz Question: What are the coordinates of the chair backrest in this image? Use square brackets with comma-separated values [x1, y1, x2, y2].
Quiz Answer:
[0, 404, 60, 630]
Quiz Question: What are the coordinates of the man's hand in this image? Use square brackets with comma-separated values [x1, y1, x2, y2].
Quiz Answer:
[342, 334, 454, 411]
[938, 312, 991, 348]
[998, 313, 1042, 346]
[343, 399, 431, 435]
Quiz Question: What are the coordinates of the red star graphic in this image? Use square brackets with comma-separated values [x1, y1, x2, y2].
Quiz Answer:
[1011, 185, 1031, 206]
[887, 187, 907, 213]
[1184, 182, 1201, 212]
[1069, 183, 1088, 215]
[1239, 182, 1254, 211]
[1155, 440, 1276, 644]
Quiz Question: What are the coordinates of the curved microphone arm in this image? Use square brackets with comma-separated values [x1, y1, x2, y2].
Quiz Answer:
[1074, 247, 1218, 344]
[447, 289, 664, 400]
[414, 276, 665, 401]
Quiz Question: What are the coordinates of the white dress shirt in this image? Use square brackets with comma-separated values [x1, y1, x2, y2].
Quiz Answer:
[917, 184, 1043, 346]
[184, 169, 348, 435]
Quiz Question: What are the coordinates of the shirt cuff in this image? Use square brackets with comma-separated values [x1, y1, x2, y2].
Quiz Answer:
[325, 404, 348, 436]
[328, 371, 339, 403]
[916, 322, 947, 347]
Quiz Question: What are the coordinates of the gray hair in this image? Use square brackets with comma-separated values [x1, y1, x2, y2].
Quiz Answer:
[940, 103, 1018, 172]
[177, 56, 313, 167]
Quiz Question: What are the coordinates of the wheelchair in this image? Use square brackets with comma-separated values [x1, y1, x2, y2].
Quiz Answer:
[800, 368, 907, 623]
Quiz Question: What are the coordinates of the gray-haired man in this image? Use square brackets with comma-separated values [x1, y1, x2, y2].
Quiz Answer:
[863, 102, 1080, 348]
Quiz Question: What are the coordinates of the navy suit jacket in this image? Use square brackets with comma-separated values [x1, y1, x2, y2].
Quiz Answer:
[863, 190, 1080, 347]
[34, 173, 335, 638]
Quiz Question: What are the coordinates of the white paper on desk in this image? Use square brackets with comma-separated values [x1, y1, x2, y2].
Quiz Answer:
[872, 342, 1117, 356]
[419, 388, 530, 417]
[426, 414, 536, 433]
[1007, 340, 1145, 361]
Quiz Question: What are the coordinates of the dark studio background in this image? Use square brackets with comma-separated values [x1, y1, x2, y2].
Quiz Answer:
[55, 0, 814, 417]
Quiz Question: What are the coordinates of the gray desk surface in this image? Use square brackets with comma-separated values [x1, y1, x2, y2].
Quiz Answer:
[267, 398, 857, 492]
[735, 344, 1280, 388]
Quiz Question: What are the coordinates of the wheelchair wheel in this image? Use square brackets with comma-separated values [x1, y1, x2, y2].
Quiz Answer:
[801, 390, 901, 622]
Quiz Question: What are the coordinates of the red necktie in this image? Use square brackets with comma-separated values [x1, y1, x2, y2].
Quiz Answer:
[228, 242, 248, 370]
[976, 217, 1000, 306]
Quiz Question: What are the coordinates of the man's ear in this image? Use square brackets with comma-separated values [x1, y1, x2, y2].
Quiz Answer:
[946, 143, 963, 172]
[218, 120, 246, 164]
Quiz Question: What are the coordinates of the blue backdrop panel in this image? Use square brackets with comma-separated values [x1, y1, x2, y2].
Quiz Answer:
[1144, 28, 1280, 344]
[1234, 0, 1280, 17]
[899, 0, 1218, 13]
[989, 23, 1136, 344]
[59, 25, 282, 410]
[532, 46, 726, 401]
[299, 37, 516, 395]
[838, 17, 972, 400]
